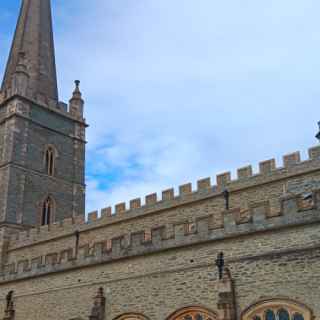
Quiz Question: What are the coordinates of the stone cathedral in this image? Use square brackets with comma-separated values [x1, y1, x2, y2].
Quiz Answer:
[0, 1, 319, 320]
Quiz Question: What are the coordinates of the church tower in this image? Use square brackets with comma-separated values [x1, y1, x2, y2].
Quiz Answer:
[0, 0, 86, 227]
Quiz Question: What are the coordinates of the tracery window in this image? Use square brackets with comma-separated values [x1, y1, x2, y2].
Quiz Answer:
[45, 146, 55, 176]
[167, 307, 218, 320]
[242, 299, 312, 320]
[41, 197, 54, 225]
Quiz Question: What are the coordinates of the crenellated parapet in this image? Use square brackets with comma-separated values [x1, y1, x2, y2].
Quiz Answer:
[6, 145, 320, 250]
[0, 93, 87, 127]
[86, 145, 320, 220]
[2, 188, 320, 283]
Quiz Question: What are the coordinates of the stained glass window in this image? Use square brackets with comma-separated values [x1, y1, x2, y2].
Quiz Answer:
[168, 307, 217, 320]
[243, 299, 311, 320]
[278, 309, 290, 320]
[265, 310, 276, 320]
[293, 314, 304, 320]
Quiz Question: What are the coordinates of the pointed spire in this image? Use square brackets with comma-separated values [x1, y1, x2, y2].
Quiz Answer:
[1, 0, 58, 103]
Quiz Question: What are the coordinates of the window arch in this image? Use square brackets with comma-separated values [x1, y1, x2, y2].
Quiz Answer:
[44, 146, 57, 176]
[166, 306, 218, 320]
[41, 196, 54, 225]
[113, 313, 150, 320]
[242, 299, 313, 320]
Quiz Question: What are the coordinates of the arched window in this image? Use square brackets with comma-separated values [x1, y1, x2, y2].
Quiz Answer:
[242, 299, 313, 320]
[45, 146, 55, 176]
[41, 197, 53, 225]
[166, 306, 218, 320]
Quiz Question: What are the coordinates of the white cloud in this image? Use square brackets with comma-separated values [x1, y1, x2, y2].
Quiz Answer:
[1, 0, 320, 213]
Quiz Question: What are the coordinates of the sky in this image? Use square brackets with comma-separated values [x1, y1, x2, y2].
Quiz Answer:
[1, 0, 320, 214]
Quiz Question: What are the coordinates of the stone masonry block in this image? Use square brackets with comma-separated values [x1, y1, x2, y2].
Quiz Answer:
[174, 223, 187, 239]
[223, 211, 237, 232]
[145, 193, 157, 205]
[19, 231, 29, 242]
[88, 211, 98, 222]
[39, 224, 49, 233]
[251, 202, 268, 223]
[283, 152, 301, 167]
[115, 203, 126, 214]
[308, 146, 320, 160]
[73, 215, 85, 225]
[259, 159, 276, 175]
[31, 257, 42, 270]
[237, 166, 253, 179]
[130, 198, 141, 210]
[268, 198, 282, 218]
[101, 207, 112, 217]
[151, 226, 166, 242]
[162, 189, 174, 201]
[144, 229, 152, 242]
[17, 260, 29, 274]
[197, 178, 211, 190]
[29, 228, 39, 238]
[179, 183, 192, 196]
[217, 172, 231, 187]
[63, 217, 74, 226]
[130, 232, 145, 246]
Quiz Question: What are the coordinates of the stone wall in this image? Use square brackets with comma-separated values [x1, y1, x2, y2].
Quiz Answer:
[0, 146, 319, 319]
[0, 210, 318, 320]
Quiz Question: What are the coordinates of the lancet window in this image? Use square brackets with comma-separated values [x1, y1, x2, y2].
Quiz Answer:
[41, 197, 53, 225]
[45, 146, 55, 176]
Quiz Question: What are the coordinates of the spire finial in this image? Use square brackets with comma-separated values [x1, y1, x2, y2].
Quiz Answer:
[72, 80, 82, 97]
[73, 80, 81, 95]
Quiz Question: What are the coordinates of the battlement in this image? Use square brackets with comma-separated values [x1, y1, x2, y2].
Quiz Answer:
[0, 94, 86, 132]
[86, 145, 320, 219]
[7, 145, 320, 249]
[2, 189, 320, 283]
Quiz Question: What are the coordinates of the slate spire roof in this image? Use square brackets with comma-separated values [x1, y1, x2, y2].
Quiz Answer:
[1, 0, 58, 102]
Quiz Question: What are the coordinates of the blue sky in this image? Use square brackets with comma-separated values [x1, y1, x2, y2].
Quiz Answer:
[1, 0, 320, 213]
